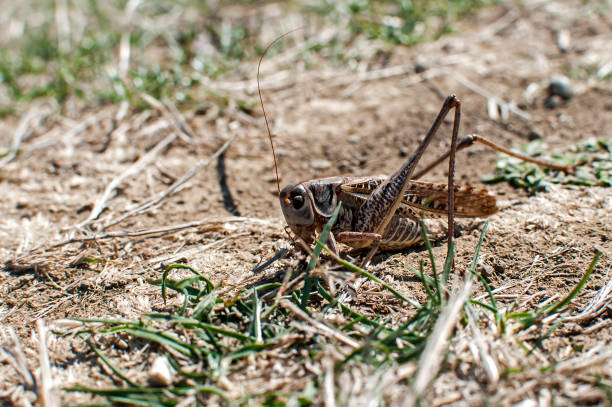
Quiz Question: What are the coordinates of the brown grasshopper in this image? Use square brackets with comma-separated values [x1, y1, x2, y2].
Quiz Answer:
[257, 34, 574, 262]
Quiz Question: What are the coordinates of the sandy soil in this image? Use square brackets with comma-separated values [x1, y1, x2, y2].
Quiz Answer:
[0, 1, 611, 405]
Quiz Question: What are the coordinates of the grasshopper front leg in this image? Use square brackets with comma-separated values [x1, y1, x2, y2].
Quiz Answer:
[336, 95, 461, 263]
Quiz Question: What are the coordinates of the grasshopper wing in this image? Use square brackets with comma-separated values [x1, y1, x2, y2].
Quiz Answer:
[341, 177, 498, 218]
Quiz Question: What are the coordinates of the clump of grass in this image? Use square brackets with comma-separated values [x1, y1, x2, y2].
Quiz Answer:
[57, 204, 603, 405]
[484, 138, 612, 194]
[58, 206, 494, 405]
[308, 0, 498, 46]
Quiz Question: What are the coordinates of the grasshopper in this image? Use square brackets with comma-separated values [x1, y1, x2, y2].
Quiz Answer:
[257, 34, 574, 262]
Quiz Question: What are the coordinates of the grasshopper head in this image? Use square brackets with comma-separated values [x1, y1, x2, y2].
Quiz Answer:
[279, 183, 315, 229]
[279, 178, 342, 244]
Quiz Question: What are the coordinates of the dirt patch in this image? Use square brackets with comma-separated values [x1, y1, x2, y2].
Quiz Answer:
[1, 1, 611, 405]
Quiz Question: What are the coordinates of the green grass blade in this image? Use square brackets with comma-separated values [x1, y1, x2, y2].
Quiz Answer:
[420, 218, 440, 303]
[468, 299, 498, 314]
[117, 326, 200, 358]
[538, 250, 601, 316]
[302, 202, 342, 309]
[192, 293, 218, 321]
[317, 241, 420, 308]
[407, 262, 436, 302]
[469, 221, 489, 272]
[467, 222, 500, 323]
[316, 281, 384, 329]
[162, 264, 214, 303]
[442, 240, 455, 286]
[86, 340, 140, 388]
[146, 314, 251, 342]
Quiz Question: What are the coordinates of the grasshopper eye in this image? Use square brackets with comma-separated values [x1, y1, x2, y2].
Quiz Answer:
[280, 183, 314, 227]
[290, 192, 305, 209]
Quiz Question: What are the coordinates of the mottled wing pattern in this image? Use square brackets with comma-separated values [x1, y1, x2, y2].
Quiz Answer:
[341, 177, 498, 218]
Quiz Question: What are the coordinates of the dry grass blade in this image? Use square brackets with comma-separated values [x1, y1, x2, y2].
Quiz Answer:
[140, 93, 194, 144]
[0, 325, 35, 389]
[0, 106, 39, 168]
[466, 305, 499, 385]
[118, 0, 142, 79]
[566, 265, 612, 323]
[36, 320, 58, 407]
[146, 232, 248, 265]
[406, 275, 474, 406]
[323, 357, 336, 407]
[553, 345, 612, 374]
[75, 132, 177, 228]
[280, 300, 360, 349]
[104, 134, 237, 229]
[53, 216, 275, 248]
[54, 0, 70, 54]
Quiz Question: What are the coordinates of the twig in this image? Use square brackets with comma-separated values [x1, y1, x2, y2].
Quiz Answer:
[98, 101, 130, 153]
[280, 299, 360, 349]
[582, 319, 612, 334]
[326, 65, 415, 88]
[77, 132, 177, 227]
[23, 110, 109, 155]
[103, 134, 237, 230]
[165, 97, 197, 140]
[478, 7, 519, 37]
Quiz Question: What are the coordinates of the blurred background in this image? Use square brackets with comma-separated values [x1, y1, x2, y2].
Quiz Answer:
[0, 0, 511, 116]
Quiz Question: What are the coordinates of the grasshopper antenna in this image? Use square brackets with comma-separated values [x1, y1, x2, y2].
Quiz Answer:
[257, 28, 302, 196]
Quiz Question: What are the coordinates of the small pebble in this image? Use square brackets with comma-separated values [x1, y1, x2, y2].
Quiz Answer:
[149, 356, 173, 386]
[311, 159, 331, 170]
[523, 82, 540, 103]
[548, 75, 573, 100]
[414, 56, 427, 73]
[544, 94, 561, 109]
[527, 130, 541, 141]
[347, 134, 361, 144]
[487, 98, 500, 121]
[556, 29, 571, 53]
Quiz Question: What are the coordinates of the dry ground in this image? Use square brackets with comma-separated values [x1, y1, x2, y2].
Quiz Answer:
[1, 1, 611, 406]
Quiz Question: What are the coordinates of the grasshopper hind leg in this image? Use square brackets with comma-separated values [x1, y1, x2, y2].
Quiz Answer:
[351, 95, 461, 264]
[335, 231, 383, 248]
[335, 231, 384, 268]
[335, 216, 422, 266]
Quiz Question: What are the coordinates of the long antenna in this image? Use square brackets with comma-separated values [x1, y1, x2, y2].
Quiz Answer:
[257, 28, 302, 196]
